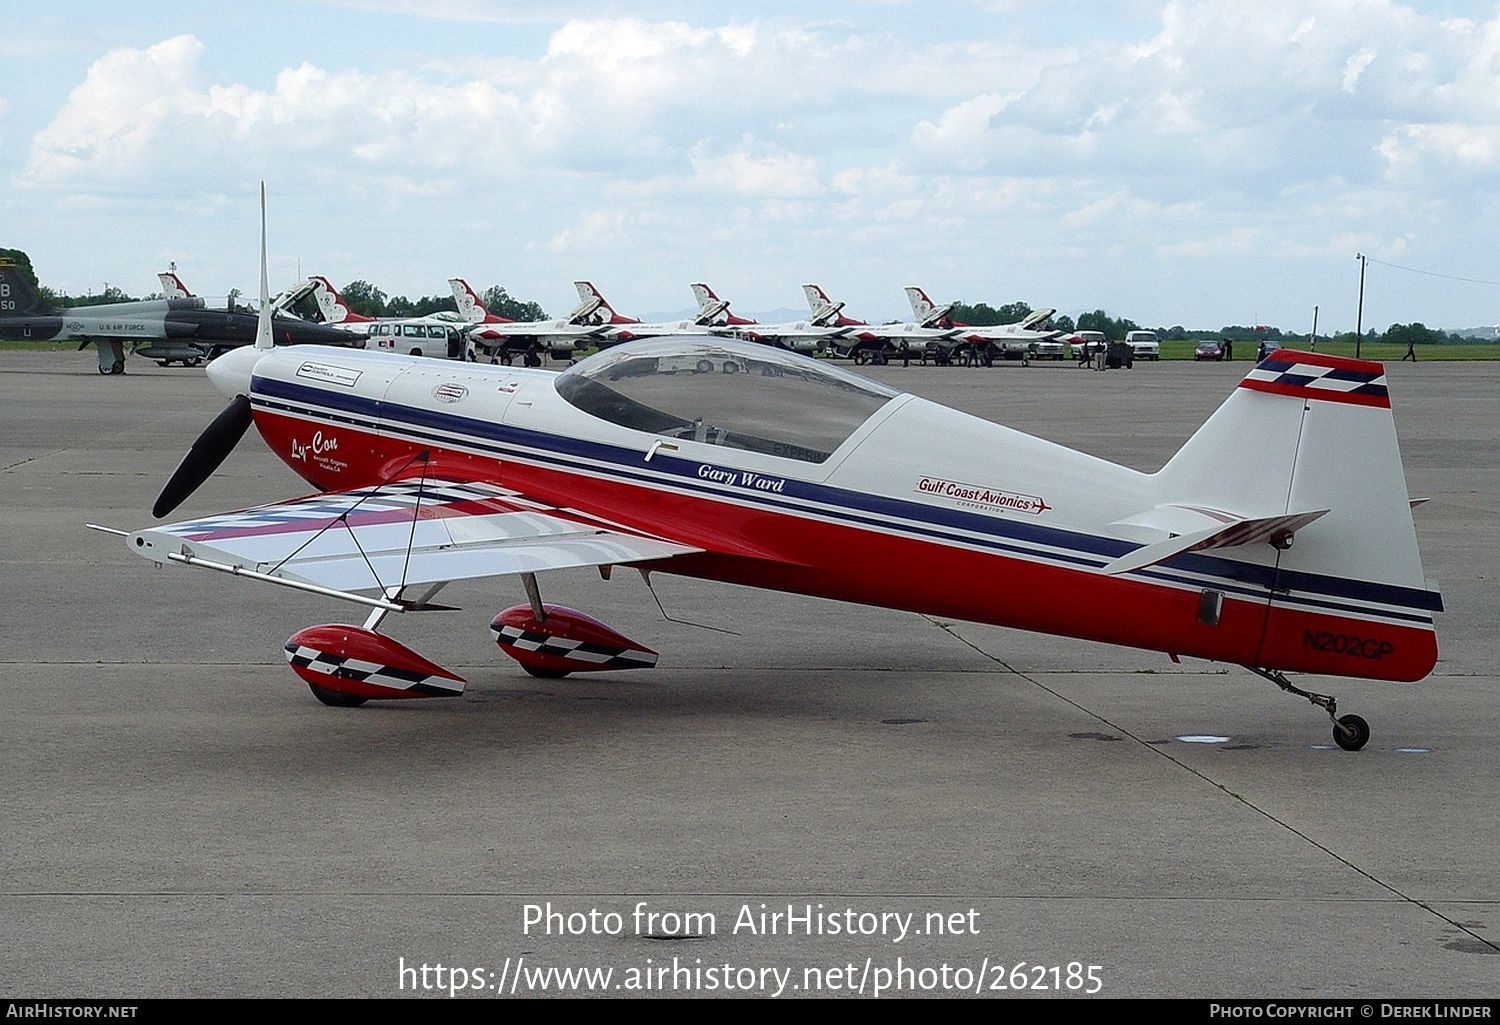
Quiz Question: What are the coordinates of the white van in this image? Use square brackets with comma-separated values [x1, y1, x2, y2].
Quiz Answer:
[1125, 330, 1160, 361]
[368, 321, 467, 359]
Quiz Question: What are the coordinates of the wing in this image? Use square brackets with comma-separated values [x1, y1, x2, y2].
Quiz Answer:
[126, 478, 700, 595]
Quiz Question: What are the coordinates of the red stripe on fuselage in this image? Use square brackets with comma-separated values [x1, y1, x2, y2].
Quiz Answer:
[250, 406, 1436, 682]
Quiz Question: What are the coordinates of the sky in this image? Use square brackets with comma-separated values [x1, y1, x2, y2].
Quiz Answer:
[1, 0, 1497, 332]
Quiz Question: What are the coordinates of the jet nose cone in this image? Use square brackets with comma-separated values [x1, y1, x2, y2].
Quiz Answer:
[205, 344, 263, 400]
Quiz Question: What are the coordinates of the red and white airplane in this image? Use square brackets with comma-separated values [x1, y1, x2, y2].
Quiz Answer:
[905, 286, 1063, 366]
[691, 282, 846, 355]
[803, 283, 958, 365]
[98, 215, 1441, 750]
[574, 281, 716, 347]
[449, 277, 658, 366]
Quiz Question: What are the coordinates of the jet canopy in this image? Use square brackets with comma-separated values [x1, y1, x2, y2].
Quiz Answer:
[555, 338, 899, 463]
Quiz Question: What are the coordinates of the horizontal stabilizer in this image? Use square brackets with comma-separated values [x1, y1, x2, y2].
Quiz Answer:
[1103, 509, 1329, 576]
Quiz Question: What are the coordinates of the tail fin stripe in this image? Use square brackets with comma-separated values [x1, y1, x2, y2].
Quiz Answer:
[1239, 355, 1390, 407]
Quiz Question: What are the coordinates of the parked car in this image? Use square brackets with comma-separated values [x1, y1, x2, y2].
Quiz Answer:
[1193, 340, 1224, 361]
[1124, 330, 1160, 361]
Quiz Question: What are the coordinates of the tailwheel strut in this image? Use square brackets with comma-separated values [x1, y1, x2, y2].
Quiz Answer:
[1247, 667, 1370, 751]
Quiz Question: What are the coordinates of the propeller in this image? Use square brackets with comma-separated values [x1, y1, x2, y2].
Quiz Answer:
[152, 182, 276, 519]
[152, 394, 253, 517]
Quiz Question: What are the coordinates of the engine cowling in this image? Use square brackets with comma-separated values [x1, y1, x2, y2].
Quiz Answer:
[285, 625, 465, 699]
[491, 605, 658, 675]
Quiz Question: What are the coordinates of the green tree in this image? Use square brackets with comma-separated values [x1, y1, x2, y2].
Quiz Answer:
[482, 285, 547, 322]
[1380, 322, 1441, 347]
[1052, 313, 1075, 333]
[949, 300, 1033, 326]
[339, 280, 388, 317]
[1075, 309, 1140, 338]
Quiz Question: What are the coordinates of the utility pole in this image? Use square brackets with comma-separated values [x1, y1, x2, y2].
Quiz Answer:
[1354, 253, 1368, 359]
[1310, 304, 1319, 352]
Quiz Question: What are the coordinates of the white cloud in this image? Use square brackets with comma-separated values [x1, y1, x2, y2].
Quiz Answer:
[689, 147, 824, 198]
[9, 2, 1500, 328]
[1341, 48, 1377, 92]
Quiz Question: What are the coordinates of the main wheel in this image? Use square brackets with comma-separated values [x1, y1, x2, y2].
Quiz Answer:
[1333, 713, 1370, 751]
[522, 665, 571, 679]
[307, 682, 367, 707]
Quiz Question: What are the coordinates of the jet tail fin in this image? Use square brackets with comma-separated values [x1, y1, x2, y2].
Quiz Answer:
[0, 258, 50, 316]
[449, 278, 492, 323]
[158, 270, 193, 298]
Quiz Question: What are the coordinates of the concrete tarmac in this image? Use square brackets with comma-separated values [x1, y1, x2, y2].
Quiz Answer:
[1, 349, 1495, 998]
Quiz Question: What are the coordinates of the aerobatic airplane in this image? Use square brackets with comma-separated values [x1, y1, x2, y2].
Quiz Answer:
[0, 260, 355, 373]
[95, 208, 1441, 752]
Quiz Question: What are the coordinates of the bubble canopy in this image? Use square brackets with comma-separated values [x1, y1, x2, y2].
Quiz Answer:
[554, 338, 900, 464]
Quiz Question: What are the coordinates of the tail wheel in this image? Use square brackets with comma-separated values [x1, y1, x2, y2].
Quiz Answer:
[307, 682, 368, 707]
[1333, 714, 1370, 751]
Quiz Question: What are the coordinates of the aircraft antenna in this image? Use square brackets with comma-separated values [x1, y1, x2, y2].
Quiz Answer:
[255, 181, 273, 350]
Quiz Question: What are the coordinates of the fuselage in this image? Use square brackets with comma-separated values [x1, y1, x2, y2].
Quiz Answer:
[0, 297, 357, 350]
[231, 341, 1438, 682]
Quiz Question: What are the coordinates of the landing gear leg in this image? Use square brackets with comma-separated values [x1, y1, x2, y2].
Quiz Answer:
[515, 572, 570, 678]
[1247, 667, 1370, 751]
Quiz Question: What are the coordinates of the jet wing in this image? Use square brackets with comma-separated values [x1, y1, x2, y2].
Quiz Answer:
[125, 479, 700, 596]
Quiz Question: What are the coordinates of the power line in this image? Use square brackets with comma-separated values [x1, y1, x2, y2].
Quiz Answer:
[1365, 257, 1500, 287]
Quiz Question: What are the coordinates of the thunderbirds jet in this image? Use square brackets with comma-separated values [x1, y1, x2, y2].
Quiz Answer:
[94, 195, 1441, 753]
[802, 283, 956, 365]
[574, 281, 716, 347]
[451, 279, 713, 366]
[906, 286, 1064, 366]
[690, 282, 845, 355]
[0, 260, 355, 373]
[451, 277, 608, 367]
